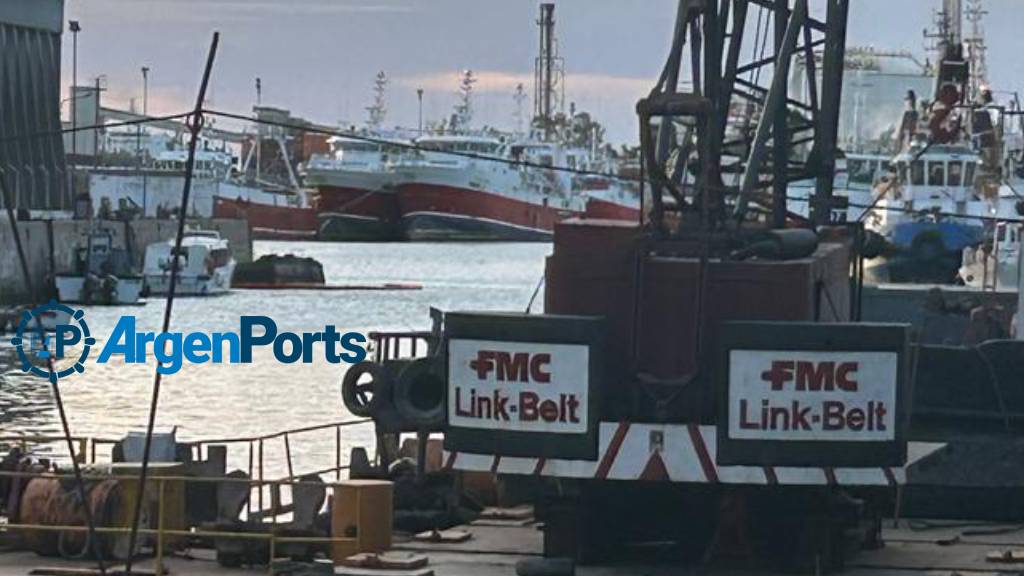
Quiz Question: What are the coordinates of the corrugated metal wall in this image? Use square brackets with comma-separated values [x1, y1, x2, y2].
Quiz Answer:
[0, 0, 67, 211]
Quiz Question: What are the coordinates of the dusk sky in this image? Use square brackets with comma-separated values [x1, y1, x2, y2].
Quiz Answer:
[62, 0, 1024, 144]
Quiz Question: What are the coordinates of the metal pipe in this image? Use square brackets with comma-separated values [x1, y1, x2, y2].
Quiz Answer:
[283, 433, 295, 479]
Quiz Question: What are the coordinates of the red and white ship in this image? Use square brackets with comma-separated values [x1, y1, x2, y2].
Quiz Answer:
[577, 173, 641, 222]
[303, 136, 401, 241]
[391, 135, 590, 241]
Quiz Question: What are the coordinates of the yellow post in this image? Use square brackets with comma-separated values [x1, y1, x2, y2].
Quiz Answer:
[156, 479, 166, 575]
[267, 532, 276, 576]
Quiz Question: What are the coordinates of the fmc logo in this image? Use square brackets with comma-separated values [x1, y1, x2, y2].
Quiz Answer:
[10, 301, 94, 383]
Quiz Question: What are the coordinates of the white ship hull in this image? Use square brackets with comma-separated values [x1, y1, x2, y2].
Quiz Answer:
[144, 261, 235, 296]
[56, 275, 143, 305]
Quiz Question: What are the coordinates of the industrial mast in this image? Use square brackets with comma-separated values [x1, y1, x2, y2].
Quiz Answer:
[533, 3, 565, 141]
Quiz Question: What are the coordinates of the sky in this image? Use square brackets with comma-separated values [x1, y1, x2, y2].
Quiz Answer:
[62, 0, 1024, 145]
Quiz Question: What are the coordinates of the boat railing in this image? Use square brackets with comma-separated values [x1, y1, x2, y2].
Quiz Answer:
[368, 330, 433, 362]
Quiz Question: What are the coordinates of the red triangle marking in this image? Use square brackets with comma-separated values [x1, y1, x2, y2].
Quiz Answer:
[639, 450, 671, 482]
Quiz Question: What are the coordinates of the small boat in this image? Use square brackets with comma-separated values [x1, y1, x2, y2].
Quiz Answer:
[143, 229, 236, 296]
[959, 221, 1022, 291]
[55, 229, 143, 305]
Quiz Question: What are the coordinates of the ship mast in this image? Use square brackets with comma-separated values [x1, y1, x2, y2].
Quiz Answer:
[533, 3, 564, 141]
[451, 69, 476, 133]
[513, 83, 528, 136]
[366, 70, 388, 131]
[963, 0, 988, 101]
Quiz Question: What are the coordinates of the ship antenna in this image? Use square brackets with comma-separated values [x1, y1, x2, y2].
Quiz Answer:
[964, 0, 988, 101]
[366, 70, 388, 131]
[452, 69, 476, 132]
[513, 83, 527, 135]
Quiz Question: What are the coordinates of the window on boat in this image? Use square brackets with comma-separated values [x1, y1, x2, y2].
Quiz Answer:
[910, 160, 924, 185]
[208, 249, 232, 268]
[965, 162, 976, 186]
[997, 224, 1007, 242]
[928, 162, 946, 186]
[948, 161, 963, 186]
[848, 158, 873, 184]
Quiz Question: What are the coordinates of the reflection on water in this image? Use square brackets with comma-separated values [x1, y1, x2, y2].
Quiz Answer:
[0, 241, 551, 476]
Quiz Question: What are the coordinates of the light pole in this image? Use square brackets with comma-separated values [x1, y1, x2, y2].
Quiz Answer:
[69, 21, 80, 162]
[255, 77, 262, 182]
[417, 88, 424, 133]
[139, 66, 150, 217]
[141, 66, 149, 116]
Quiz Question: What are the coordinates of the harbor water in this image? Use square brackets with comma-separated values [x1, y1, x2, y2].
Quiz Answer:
[0, 241, 551, 478]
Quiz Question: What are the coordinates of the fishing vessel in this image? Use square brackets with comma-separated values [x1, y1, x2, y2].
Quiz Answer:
[92, 108, 319, 240]
[303, 136, 401, 241]
[392, 135, 587, 241]
[55, 229, 143, 304]
[142, 229, 236, 296]
[302, 72, 407, 242]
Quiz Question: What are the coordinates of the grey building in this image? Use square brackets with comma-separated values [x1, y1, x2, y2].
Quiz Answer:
[0, 0, 68, 212]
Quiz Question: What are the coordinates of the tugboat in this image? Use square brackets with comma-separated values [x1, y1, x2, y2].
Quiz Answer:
[55, 229, 144, 305]
[142, 229, 236, 296]
[865, 142, 988, 282]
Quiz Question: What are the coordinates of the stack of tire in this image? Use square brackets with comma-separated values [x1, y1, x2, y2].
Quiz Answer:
[341, 357, 446, 431]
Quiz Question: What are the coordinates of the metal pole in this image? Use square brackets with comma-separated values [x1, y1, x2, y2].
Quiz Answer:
[93, 77, 101, 171]
[69, 21, 80, 201]
[417, 88, 424, 133]
[772, 0, 790, 229]
[141, 67, 150, 217]
[812, 0, 850, 226]
[124, 32, 220, 576]
[255, 78, 262, 183]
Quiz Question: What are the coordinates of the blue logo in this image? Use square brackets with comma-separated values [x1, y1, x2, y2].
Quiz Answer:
[10, 300, 94, 383]
[10, 301, 367, 379]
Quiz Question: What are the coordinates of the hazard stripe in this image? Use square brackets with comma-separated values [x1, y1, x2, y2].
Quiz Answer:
[533, 458, 547, 476]
[594, 422, 631, 479]
[883, 467, 897, 487]
[763, 466, 778, 485]
[687, 424, 719, 483]
[444, 451, 457, 471]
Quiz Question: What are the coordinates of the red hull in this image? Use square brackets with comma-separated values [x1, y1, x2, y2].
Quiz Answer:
[396, 183, 582, 240]
[584, 197, 641, 222]
[213, 196, 317, 240]
[314, 185, 399, 221]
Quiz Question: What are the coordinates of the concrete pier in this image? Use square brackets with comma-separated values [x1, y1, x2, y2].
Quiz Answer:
[0, 217, 252, 304]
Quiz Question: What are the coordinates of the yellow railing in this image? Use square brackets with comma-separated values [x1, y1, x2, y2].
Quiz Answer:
[0, 469, 367, 576]
[0, 418, 375, 530]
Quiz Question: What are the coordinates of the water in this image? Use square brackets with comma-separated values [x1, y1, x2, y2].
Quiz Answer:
[0, 241, 550, 477]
